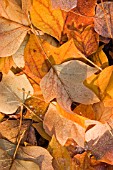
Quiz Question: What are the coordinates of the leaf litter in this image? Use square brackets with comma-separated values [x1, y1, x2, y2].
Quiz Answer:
[0, 0, 113, 169]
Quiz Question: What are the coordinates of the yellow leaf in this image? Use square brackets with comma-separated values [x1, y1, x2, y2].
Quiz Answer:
[0, 56, 14, 74]
[30, 0, 66, 40]
[89, 46, 109, 69]
[48, 135, 72, 170]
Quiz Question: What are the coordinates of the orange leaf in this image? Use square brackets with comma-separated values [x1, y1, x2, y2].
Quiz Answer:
[72, 25, 99, 56]
[0, 56, 14, 74]
[30, 0, 66, 40]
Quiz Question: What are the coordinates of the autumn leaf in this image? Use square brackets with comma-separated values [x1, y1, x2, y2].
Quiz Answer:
[0, 0, 29, 25]
[0, 139, 53, 170]
[51, 0, 77, 12]
[94, 2, 113, 38]
[48, 135, 73, 169]
[0, 17, 30, 57]
[40, 60, 99, 112]
[72, 25, 99, 56]
[0, 56, 14, 74]
[0, 71, 33, 114]
[85, 119, 113, 165]
[43, 103, 86, 147]
[0, 120, 31, 143]
[89, 45, 109, 69]
[30, 0, 66, 40]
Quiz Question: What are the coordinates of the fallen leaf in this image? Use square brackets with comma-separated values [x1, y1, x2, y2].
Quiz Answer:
[64, 0, 96, 32]
[0, 17, 29, 57]
[0, 56, 14, 74]
[73, 104, 96, 120]
[93, 102, 113, 123]
[40, 60, 99, 112]
[0, 0, 29, 25]
[48, 135, 72, 169]
[85, 119, 113, 165]
[24, 34, 50, 83]
[30, 0, 66, 40]
[89, 46, 109, 69]
[12, 35, 29, 68]
[51, 0, 77, 12]
[0, 139, 53, 170]
[94, 2, 113, 38]
[72, 25, 99, 56]
[0, 120, 31, 143]
[0, 71, 33, 114]
[24, 34, 86, 85]
[22, 0, 32, 14]
[43, 103, 86, 147]
[11, 160, 40, 170]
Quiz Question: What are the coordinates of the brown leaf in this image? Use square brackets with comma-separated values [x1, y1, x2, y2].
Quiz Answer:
[40, 60, 99, 112]
[43, 103, 86, 147]
[0, 0, 29, 25]
[85, 119, 113, 165]
[0, 139, 53, 170]
[94, 2, 113, 38]
[51, 0, 77, 12]
[0, 18, 29, 57]
[0, 71, 33, 114]
[0, 120, 31, 144]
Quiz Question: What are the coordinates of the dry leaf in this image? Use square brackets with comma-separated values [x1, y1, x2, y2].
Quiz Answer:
[48, 135, 72, 170]
[94, 2, 113, 38]
[0, 18, 29, 57]
[0, 71, 33, 114]
[72, 25, 99, 56]
[43, 103, 86, 147]
[0, 139, 53, 170]
[12, 35, 29, 68]
[89, 45, 109, 69]
[40, 60, 99, 112]
[0, 56, 14, 74]
[85, 119, 113, 165]
[30, 0, 66, 40]
[0, 120, 31, 143]
[51, 0, 77, 12]
[0, 0, 29, 25]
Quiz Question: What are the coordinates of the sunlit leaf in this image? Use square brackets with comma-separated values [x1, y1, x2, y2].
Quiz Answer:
[30, 0, 66, 40]
[0, 56, 14, 74]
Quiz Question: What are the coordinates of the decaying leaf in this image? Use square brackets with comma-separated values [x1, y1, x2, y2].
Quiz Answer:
[30, 0, 66, 40]
[0, 71, 33, 114]
[43, 103, 86, 147]
[40, 60, 99, 111]
[94, 2, 113, 38]
[0, 18, 29, 57]
[0, 139, 53, 170]
[0, 120, 31, 143]
[85, 119, 113, 165]
[51, 0, 77, 12]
